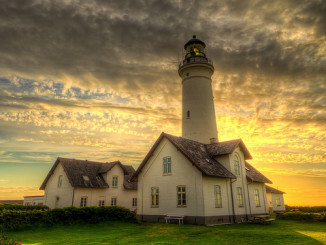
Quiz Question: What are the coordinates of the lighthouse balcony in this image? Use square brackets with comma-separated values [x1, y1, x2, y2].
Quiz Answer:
[179, 56, 213, 68]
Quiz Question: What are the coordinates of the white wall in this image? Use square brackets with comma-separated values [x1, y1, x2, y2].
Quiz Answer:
[247, 182, 268, 214]
[267, 193, 285, 212]
[179, 64, 217, 144]
[202, 176, 231, 216]
[229, 147, 251, 216]
[72, 165, 137, 210]
[44, 163, 74, 209]
[44, 163, 137, 210]
[138, 138, 204, 216]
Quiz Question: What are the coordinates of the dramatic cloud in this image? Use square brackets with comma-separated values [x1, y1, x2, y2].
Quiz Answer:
[0, 0, 325, 204]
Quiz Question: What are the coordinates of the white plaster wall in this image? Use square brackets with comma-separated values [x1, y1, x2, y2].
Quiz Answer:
[202, 176, 232, 216]
[43, 163, 74, 209]
[271, 193, 286, 212]
[104, 164, 137, 210]
[72, 164, 137, 210]
[179, 64, 217, 144]
[247, 182, 268, 214]
[229, 147, 250, 216]
[214, 155, 231, 172]
[138, 138, 204, 216]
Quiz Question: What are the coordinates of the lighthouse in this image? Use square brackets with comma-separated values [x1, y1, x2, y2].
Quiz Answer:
[178, 35, 218, 144]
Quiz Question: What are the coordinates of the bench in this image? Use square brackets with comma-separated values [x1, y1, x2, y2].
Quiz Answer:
[251, 215, 275, 224]
[164, 214, 184, 225]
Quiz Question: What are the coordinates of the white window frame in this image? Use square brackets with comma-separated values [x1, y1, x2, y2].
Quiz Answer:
[111, 197, 117, 206]
[214, 185, 222, 208]
[112, 176, 118, 187]
[80, 197, 87, 207]
[57, 175, 63, 188]
[276, 197, 281, 206]
[151, 187, 159, 207]
[163, 157, 172, 175]
[177, 186, 186, 207]
[254, 189, 260, 207]
[132, 198, 137, 207]
[99, 200, 105, 207]
[237, 187, 243, 207]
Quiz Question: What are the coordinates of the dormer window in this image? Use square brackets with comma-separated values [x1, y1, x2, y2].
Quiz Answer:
[112, 176, 118, 187]
[57, 175, 62, 188]
[163, 157, 172, 175]
[82, 175, 90, 181]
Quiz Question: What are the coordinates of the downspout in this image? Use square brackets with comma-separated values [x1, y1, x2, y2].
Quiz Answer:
[230, 179, 237, 223]
[71, 188, 75, 207]
[247, 179, 253, 218]
[262, 185, 268, 214]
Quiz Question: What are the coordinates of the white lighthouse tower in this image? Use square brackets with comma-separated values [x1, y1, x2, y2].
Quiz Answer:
[178, 35, 218, 144]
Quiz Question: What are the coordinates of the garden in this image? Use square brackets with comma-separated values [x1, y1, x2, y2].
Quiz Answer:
[1, 204, 325, 245]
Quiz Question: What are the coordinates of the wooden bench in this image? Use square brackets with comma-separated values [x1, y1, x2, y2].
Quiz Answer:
[164, 214, 184, 225]
[251, 215, 275, 224]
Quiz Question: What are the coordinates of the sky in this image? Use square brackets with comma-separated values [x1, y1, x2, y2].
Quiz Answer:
[0, 0, 325, 206]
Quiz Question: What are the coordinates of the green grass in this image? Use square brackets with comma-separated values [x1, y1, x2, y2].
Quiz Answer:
[6, 219, 326, 245]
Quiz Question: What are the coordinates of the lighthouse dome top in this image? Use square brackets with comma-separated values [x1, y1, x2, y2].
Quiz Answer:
[184, 35, 206, 49]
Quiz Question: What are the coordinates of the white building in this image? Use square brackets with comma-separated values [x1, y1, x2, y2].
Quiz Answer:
[38, 36, 284, 224]
[266, 185, 286, 212]
[130, 36, 275, 225]
[40, 157, 137, 210]
[23, 195, 44, 206]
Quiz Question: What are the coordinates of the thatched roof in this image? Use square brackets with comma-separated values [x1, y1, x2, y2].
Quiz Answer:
[40, 157, 137, 190]
[245, 161, 272, 184]
[266, 185, 285, 194]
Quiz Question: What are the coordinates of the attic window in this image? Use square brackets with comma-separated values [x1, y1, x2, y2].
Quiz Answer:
[83, 175, 90, 182]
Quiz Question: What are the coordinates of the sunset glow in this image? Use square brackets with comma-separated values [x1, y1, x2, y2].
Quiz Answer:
[0, 0, 325, 206]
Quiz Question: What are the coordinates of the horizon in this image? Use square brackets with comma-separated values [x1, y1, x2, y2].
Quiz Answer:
[0, 0, 325, 206]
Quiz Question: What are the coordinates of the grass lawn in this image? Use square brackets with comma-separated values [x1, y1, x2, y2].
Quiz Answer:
[6, 219, 326, 245]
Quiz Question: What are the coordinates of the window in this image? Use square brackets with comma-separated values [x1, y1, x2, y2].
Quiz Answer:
[112, 176, 118, 187]
[276, 197, 281, 206]
[111, 197, 117, 206]
[237, 187, 243, 207]
[57, 175, 63, 188]
[254, 189, 260, 207]
[80, 197, 87, 207]
[214, 185, 222, 208]
[187, 110, 190, 118]
[163, 157, 172, 174]
[99, 200, 105, 206]
[177, 186, 186, 207]
[132, 198, 137, 207]
[234, 155, 241, 176]
[151, 187, 159, 207]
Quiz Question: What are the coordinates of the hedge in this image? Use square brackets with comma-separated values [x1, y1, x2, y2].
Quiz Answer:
[276, 211, 326, 222]
[0, 204, 49, 211]
[285, 205, 326, 213]
[0, 206, 138, 231]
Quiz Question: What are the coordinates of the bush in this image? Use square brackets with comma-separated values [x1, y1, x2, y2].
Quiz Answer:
[0, 204, 49, 211]
[276, 211, 325, 222]
[0, 234, 19, 245]
[0, 206, 138, 231]
[285, 205, 326, 213]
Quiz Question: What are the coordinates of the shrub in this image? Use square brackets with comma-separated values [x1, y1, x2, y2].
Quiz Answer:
[0, 206, 138, 231]
[285, 205, 326, 213]
[0, 204, 49, 211]
[276, 211, 325, 222]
